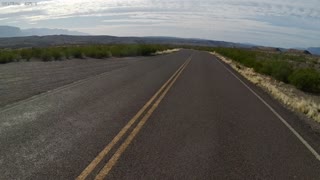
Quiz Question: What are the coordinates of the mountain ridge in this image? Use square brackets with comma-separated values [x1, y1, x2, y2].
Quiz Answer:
[0, 34, 246, 49]
[0, 26, 88, 37]
[0, 26, 319, 55]
[307, 47, 320, 56]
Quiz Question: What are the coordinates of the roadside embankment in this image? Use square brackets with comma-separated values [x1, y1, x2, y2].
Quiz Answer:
[212, 52, 320, 128]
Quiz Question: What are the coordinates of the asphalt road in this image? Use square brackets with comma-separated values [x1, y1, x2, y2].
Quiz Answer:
[0, 49, 319, 179]
[0, 56, 143, 107]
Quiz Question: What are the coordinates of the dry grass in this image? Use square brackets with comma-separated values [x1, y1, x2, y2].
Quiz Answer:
[211, 52, 320, 123]
[153, 48, 180, 55]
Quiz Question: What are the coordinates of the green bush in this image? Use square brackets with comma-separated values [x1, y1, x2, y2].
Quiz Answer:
[213, 47, 259, 69]
[40, 51, 53, 61]
[31, 48, 43, 58]
[62, 48, 71, 59]
[71, 48, 83, 59]
[51, 50, 63, 60]
[282, 54, 306, 62]
[0, 44, 173, 63]
[289, 68, 320, 93]
[95, 50, 111, 58]
[0, 51, 16, 63]
[271, 62, 293, 83]
[258, 60, 293, 82]
[82, 46, 111, 59]
[212, 47, 320, 93]
[20, 49, 33, 61]
[108, 44, 163, 57]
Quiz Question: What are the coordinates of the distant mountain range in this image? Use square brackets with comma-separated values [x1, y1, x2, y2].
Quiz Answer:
[307, 47, 320, 56]
[0, 34, 252, 49]
[0, 26, 319, 55]
[0, 26, 88, 37]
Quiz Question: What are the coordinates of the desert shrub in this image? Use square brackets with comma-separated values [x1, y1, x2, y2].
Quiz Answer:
[62, 47, 71, 59]
[0, 44, 173, 64]
[20, 49, 33, 61]
[258, 60, 293, 82]
[109, 44, 163, 57]
[82, 46, 96, 58]
[51, 49, 63, 60]
[213, 48, 258, 68]
[271, 62, 293, 83]
[40, 51, 53, 61]
[0, 51, 16, 63]
[289, 68, 320, 93]
[214, 48, 296, 83]
[95, 50, 111, 58]
[214, 47, 320, 93]
[283, 54, 306, 62]
[110, 45, 134, 57]
[109, 45, 126, 57]
[31, 48, 43, 58]
[139, 45, 154, 56]
[82, 46, 111, 59]
[71, 48, 83, 58]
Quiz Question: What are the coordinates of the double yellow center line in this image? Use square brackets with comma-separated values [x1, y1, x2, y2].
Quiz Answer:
[76, 55, 193, 180]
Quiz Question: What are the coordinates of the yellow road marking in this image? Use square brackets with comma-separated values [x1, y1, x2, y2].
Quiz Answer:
[94, 58, 191, 180]
[76, 56, 192, 180]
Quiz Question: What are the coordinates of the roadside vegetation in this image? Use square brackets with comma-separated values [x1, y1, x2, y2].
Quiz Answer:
[0, 44, 172, 64]
[1, 44, 319, 94]
[211, 47, 320, 94]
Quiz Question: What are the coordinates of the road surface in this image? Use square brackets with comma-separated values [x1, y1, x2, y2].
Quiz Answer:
[0, 49, 319, 179]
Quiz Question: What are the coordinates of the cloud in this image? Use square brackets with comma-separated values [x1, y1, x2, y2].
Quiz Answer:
[0, 0, 319, 47]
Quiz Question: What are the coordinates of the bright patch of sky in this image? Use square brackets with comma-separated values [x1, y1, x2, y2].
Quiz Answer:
[0, 0, 319, 48]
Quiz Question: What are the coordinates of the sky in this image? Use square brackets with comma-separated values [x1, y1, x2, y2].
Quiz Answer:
[0, 0, 319, 48]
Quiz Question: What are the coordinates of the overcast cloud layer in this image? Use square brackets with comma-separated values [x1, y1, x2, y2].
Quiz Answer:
[0, 0, 319, 48]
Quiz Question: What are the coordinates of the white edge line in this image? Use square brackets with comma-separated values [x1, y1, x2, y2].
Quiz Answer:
[212, 54, 320, 161]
